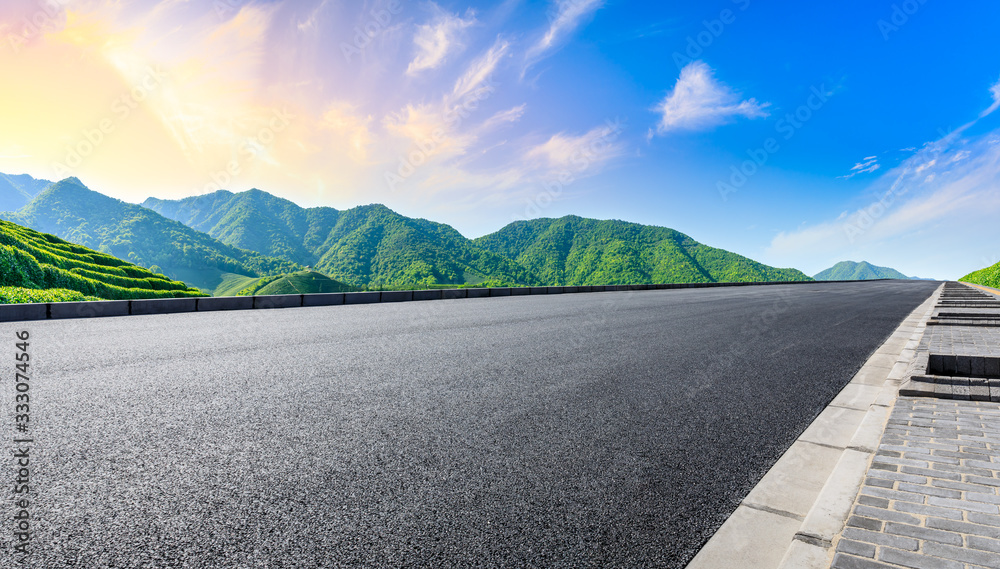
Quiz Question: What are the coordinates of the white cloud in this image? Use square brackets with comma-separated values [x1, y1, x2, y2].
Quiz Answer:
[980, 76, 1000, 117]
[840, 156, 880, 179]
[406, 7, 476, 76]
[480, 104, 526, 131]
[766, 127, 1000, 279]
[653, 61, 769, 134]
[297, 0, 331, 33]
[526, 0, 603, 62]
[526, 119, 626, 171]
[451, 38, 509, 101]
[914, 159, 936, 174]
[950, 150, 971, 163]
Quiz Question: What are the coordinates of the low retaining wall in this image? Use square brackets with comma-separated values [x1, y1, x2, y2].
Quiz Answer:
[0, 279, 900, 323]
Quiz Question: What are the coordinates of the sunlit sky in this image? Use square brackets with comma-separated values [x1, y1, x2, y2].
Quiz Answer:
[2, 0, 999, 279]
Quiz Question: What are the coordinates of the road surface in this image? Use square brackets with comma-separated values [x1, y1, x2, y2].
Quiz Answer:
[3, 280, 939, 568]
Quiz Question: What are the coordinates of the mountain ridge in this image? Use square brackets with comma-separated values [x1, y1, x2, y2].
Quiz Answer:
[145, 188, 811, 287]
[0, 172, 53, 212]
[813, 260, 917, 281]
[472, 216, 811, 285]
[143, 190, 540, 288]
[2, 178, 299, 292]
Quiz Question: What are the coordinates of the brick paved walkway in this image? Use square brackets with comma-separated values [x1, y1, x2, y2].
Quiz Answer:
[832, 397, 1000, 569]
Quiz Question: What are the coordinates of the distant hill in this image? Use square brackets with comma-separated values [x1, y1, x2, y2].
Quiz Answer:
[814, 261, 915, 281]
[0, 173, 53, 212]
[143, 189, 333, 267]
[960, 260, 1000, 289]
[231, 270, 358, 296]
[2, 178, 299, 292]
[6, 178, 816, 291]
[471, 216, 811, 285]
[143, 190, 539, 289]
[0, 218, 202, 303]
[146, 190, 812, 287]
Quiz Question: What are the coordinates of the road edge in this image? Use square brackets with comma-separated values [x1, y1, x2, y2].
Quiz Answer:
[684, 282, 945, 569]
[0, 279, 906, 322]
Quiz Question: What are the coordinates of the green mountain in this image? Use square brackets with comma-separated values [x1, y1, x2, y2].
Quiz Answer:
[0, 172, 52, 212]
[0, 218, 202, 303]
[231, 270, 358, 296]
[143, 189, 333, 267]
[2, 178, 299, 292]
[960, 260, 1000, 289]
[142, 190, 539, 289]
[471, 216, 811, 285]
[813, 261, 912, 281]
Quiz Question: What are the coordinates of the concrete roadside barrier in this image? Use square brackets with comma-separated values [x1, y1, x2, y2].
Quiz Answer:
[0, 279, 905, 322]
[413, 290, 442, 301]
[303, 293, 346, 306]
[0, 303, 47, 322]
[131, 298, 197, 315]
[381, 290, 413, 302]
[49, 300, 130, 319]
[344, 292, 381, 305]
[197, 296, 253, 312]
[253, 295, 302, 309]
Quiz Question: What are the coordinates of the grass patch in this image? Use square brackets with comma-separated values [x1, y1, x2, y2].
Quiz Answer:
[0, 287, 101, 303]
[0, 219, 204, 303]
[960, 261, 1000, 289]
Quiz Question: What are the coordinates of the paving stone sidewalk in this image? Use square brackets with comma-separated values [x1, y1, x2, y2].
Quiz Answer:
[831, 396, 1000, 569]
[830, 283, 1000, 568]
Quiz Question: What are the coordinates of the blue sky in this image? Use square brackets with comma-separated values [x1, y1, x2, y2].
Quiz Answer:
[2, 0, 999, 279]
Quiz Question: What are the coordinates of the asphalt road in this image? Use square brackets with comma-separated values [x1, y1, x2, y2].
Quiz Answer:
[3, 280, 939, 568]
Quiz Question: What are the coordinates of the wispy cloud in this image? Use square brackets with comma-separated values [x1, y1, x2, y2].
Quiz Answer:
[839, 155, 880, 179]
[297, 0, 331, 33]
[451, 38, 509, 101]
[525, 120, 626, 171]
[981, 76, 1000, 117]
[525, 0, 603, 63]
[653, 61, 769, 134]
[480, 104, 526, 131]
[766, 79, 1000, 280]
[406, 6, 476, 76]
[768, 133, 1000, 277]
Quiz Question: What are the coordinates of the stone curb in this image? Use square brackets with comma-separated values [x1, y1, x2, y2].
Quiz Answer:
[0, 279, 906, 323]
[778, 283, 944, 569]
[684, 282, 943, 569]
